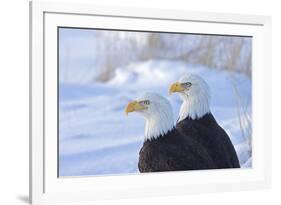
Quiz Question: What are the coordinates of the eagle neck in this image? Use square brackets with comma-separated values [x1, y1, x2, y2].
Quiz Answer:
[144, 109, 174, 141]
[178, 94, 210, 122]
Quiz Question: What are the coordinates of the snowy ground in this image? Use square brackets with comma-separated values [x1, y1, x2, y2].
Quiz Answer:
[59, 60, 252, 177]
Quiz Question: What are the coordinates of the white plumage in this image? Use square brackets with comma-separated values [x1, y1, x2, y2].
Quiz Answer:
[177, 74, 211, 121]
[135, 93, 174, 140]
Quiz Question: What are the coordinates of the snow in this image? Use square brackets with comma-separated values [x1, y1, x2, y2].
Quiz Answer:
[59, 60, 252, 177]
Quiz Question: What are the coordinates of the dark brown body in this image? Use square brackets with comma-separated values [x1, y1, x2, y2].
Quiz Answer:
[176, 113, 240, 169]
[138, 128, 217, 172]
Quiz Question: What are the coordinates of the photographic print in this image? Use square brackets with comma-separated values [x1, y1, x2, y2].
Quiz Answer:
[58, 28, 252, 177]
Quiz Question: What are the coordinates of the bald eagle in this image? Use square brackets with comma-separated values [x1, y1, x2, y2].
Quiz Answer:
[169, 74, 240, 168]
[125, 92, 216, 172]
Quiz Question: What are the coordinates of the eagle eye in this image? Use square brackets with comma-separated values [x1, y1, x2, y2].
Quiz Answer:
[182, 82, 192, 87]
[140, 100, 150, 105]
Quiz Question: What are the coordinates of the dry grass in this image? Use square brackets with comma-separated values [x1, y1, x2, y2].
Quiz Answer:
[92, 33, 252, 82]
[229, 73, 252, 153]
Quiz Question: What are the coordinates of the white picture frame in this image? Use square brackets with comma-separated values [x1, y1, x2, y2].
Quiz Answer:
[29, 1, 272, 204]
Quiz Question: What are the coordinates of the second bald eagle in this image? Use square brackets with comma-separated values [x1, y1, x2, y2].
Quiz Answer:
[169, 74, 240, 168]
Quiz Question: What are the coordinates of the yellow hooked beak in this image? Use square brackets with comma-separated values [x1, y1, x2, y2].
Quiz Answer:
[169, 82, 185, 94]
[125, 101, 146, 115]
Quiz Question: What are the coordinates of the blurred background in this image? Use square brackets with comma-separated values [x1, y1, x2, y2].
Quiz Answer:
[59, 28, 252, 177]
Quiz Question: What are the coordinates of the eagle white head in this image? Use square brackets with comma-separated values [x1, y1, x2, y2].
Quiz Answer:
[125, 92, 174, 141]
[169, 74, 211, 121]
